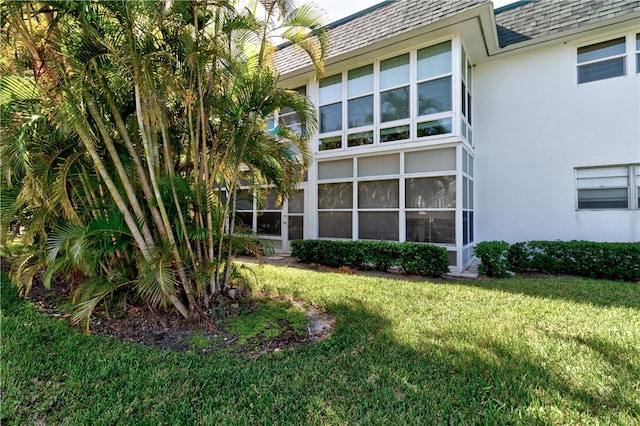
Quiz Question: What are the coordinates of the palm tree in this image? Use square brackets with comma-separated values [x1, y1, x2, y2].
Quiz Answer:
[1, 0, 325, 329]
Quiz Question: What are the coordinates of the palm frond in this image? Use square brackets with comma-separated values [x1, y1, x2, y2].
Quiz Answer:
[71, 275, 130, 333]
[136, 251, 178, 309]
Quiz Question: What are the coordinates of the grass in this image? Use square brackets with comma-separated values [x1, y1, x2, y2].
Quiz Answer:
[225, 297, 308, 344]
[2, 265, 639, 425]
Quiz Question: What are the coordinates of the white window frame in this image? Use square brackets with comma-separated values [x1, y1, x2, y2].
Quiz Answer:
[636, 33, 640, 74]
[575, 31, 640, 85]
[316, 37, 458, 154]
[576, 36, 626, 84]
[575, 164, 640, 210]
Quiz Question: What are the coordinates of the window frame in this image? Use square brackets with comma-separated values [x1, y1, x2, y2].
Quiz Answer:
[576, 36, 626, 84]
[575, 31, 640, 85]
[575, 164, 640, 210]
[316, 38, 457, 153]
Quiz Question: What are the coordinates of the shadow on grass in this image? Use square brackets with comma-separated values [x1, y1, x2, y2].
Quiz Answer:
[272, 301, 639, 424]
[453, 276, 640, 310]
[2, 279, 638, 424]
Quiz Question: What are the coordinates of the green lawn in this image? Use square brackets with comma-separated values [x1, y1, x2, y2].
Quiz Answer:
[2, 264, 639, 425]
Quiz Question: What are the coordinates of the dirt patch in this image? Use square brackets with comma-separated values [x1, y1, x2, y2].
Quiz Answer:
[23, 262, 334, 358]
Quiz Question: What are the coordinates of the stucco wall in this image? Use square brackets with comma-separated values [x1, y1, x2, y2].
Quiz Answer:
[474, 34, 640, 243]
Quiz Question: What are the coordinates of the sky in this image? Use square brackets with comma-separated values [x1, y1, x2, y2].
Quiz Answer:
[313, 0, 517, 23]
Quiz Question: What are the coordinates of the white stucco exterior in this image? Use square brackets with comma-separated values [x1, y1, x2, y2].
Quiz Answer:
[474, 27, 640, 243]
[263, 1, 640, 270]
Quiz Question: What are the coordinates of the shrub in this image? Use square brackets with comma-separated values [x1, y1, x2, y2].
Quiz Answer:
[396, 242, 450, 277]
[474, 241, 511, 278]
[507, 240, 640, 281]
[291, 240, 450, 277]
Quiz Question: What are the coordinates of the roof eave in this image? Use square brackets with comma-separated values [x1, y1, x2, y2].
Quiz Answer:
[279, 2, 497, 84]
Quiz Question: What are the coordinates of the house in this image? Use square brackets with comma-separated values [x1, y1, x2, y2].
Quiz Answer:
[240, 0, 640, 272]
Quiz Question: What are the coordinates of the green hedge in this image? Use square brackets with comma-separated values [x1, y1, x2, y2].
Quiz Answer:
[475, 240, 640, 281]
[290, 240, 450, 278]
[473, 241, 511, 278]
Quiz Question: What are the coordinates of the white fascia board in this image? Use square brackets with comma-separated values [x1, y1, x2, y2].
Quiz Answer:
[279, 3, 496, 87]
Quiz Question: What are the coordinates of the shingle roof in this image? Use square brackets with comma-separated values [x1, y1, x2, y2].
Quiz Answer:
[275, 0, 640, 75]
[495, 0, 640, 48]
[274, 0, 488, 75]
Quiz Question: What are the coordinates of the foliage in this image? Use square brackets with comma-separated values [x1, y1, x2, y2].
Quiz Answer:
[1, 270, 22, 313]
[474, 241, 511, 278]
[507, 240, 640, 281]
[476, 240, 640, 281]
[3, 265, 640, 424]
[395, 242, 450, 277]
[291, 239, 449, 277]
[1, 0, 327, 326]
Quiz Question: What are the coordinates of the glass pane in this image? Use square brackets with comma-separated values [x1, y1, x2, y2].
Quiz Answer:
[318, 159, 353, 179]
[288, 216, 303, 241]
[381, 87, 410, 122]
[463, 150, 469, 175]
[280, 110, 301, 135]
[318, 182, 353, 209]
[288, 190, 304, 213]
[467, 92, 472, 125]
[320, 103, 342, 133]
[577, 166, 628, 188]
[417, 40, 451, 80]
[636, 33, 640, 50]
[463, 177, 469, 209]
[358, 180, 399, 208]
[467, 61, 473, 91]
[319, 136, 342, 151]
[418, 77, 451, 115]
[448, 250, 457, 267]
[380, 53, 410, 89]
[461, 81, 466, 117]
[319, 74, 342, 104]
[235, 211, 253, 229]
[463, 211, 469, 245]
[578, 58, 625, 83]
[347, 131, 374, 147]
[348, 64, 373, 97]
[406, 176, 456, 208]
[406, 211, 455, 244]
[358, 154, 399, 177]
[318, 211, 352, 238]
[469, 211, 474, 243]
[359, 212, 399, 241]
[469, 180, 474, 209]
[578, 38, 625, 63]
[637, 53, 640, 74]
[235, 190, 253, 210]
[380, 125, 409, 143]
[417, 118, 452, 137]
[578, 188, 628, 209]
[348, 95, 374, 128]
[405, 148, 456, 173]
[255, 190, 280, 210]
[257, 212, 281, 235]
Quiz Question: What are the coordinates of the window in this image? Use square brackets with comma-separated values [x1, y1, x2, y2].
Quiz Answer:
[577, 37, 626, 84]
[576, 165, 640, 209]
[316, 40, 454, 152]
[279, 86, 306, 136]
[636, 34, 640, 73]
[317, 149, 457, 244]
[319, 74, 343, 150]
[460, 46, 473, 145]
[256, 190, 282, 236]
